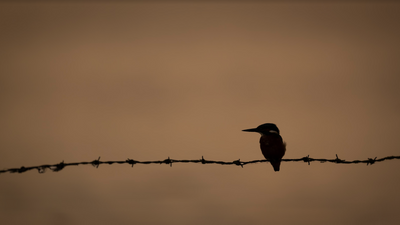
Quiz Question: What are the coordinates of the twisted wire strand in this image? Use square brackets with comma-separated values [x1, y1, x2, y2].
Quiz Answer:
[1, 155, 399, 174]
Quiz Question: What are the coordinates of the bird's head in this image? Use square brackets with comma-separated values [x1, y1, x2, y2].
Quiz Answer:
[242, 123, 280, 135]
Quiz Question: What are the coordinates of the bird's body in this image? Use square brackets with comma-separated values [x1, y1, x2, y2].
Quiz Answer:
[243, 123, 286, 171]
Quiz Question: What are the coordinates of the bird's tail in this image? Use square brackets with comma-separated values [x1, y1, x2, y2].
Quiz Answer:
[270, 161, 281, 172]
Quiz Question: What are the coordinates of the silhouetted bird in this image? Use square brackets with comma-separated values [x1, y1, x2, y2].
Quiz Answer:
[243, 123, 286, 171]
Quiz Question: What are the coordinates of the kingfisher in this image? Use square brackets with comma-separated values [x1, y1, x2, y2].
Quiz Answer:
[242, 123, 286, 172]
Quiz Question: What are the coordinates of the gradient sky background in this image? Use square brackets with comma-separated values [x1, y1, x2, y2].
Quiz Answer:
[1, 2, 400, 225]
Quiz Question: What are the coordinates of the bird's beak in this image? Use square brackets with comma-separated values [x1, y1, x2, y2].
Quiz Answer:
[242, 128, 258, 132]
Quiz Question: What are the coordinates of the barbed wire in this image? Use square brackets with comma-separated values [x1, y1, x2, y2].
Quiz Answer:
[1, 155, 399, 174]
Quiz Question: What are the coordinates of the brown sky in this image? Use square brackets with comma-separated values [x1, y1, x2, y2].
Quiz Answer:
[1, 2, 400, 225]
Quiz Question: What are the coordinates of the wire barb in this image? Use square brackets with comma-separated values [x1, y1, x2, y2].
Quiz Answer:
[126, 158, 137, 167]
[302, 155, 311, 165]
[233, 159, 243, 168]
[163, 157, 173, 167]
[335, 154, 343, 164]
[367, 157, 377, 166]
[1, 155, 399, 174]
[91, 157, 101, 168]
[201, 156, 206, 164]
[52, 161, 65, 172]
